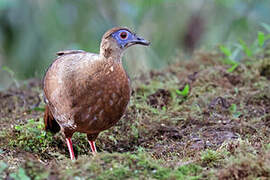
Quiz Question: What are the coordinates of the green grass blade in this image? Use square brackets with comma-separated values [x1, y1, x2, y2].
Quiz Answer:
[258, 31, 265, 47]
[219, 45, 232, 57]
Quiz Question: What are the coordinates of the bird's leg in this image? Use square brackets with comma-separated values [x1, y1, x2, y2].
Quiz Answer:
[66, 138, 75, 160]
[87, 133, 99, 154]
[88, 141, 97, 153]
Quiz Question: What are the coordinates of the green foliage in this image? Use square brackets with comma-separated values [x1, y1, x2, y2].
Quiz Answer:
[176, 84, 190, 97]
[22, 161, 50, 180]
[216, 140, 270, 179]
[219, 45, 232, 57]
[239, 39, 252, 57]
[229, 104, 242, 118]
[9, 168, 30, 180]
[220, 24, 270, 72]
[176, 164, 202, 180]
[219, 45, 239, 72]
[258, 31, 265, 47]
[239, 23, 270, 56]
[201, 149, 227, 167]
[227, 63, 239, 73]
[28, 107, 45, 112]
[8, 119, 53, 153]
[257, 30, 270, 48]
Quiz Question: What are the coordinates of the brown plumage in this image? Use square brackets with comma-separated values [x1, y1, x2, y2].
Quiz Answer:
[43, 27, 150, 160]
[44, 105, 60, 133]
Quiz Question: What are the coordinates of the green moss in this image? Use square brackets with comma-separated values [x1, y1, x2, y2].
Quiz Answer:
[201, 149, 229, 168]
[214, 140, 270, 179]
[9, 168, 31, 180]
[4, 119, 54, 154]
[56, 151, 203, 180]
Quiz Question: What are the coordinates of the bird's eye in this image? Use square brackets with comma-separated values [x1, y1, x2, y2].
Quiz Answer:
[119, 31, 128, 40]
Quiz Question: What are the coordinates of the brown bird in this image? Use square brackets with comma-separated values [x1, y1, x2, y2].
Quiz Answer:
[43, 27, 150, 160]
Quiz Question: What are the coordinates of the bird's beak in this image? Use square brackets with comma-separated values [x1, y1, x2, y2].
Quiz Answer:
[132, 35, 150, 46]
[125, 35, 150, 48]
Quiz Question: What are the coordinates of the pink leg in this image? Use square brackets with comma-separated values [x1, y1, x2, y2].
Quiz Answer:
[88, 140, 97, 154]
[66, 138, 75, 160]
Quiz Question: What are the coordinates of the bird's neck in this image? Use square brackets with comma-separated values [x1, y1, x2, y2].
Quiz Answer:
[100, 50, 123, 64]
[99, 40, 124, 63]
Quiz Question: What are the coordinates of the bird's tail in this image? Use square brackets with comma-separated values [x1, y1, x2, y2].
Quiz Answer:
[44, 105, 61, 133]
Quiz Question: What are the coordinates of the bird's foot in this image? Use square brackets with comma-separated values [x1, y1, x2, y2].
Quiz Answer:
[88, 140, 97, 155]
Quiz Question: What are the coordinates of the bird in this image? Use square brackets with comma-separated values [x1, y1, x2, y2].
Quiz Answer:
[43, 27, 150, 160]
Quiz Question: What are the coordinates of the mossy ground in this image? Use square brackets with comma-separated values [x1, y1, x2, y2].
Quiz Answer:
[1, 50, 270, 179]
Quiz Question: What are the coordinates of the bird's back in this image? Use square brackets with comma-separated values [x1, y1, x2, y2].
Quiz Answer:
[43, 51, 131, 135]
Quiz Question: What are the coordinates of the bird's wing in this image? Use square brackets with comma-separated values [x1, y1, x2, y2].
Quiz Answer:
[43, 52, 101, 128]
[43, 51, 100, 108]
[42, 50, 88, 104]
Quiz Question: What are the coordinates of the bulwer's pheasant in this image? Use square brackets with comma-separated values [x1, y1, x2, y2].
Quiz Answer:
[43, 27, 150, 160]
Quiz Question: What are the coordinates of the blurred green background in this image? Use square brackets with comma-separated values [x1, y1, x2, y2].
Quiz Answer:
[0, 0, 269, 89]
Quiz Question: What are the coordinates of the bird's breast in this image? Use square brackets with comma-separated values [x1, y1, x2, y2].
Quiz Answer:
[74, 61, 131, 133]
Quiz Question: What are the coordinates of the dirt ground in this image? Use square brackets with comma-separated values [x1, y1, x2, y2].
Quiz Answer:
[0, 50, 270, 179]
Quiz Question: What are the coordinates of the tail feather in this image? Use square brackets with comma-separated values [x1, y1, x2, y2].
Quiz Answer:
[44, 105, 61, 133]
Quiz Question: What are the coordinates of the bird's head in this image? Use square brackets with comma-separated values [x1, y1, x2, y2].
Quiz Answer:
[100, 27, 150, 59]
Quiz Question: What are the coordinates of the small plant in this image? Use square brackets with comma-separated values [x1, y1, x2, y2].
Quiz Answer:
[176, 84, 190, 97]
[219, 22, 270, 72]
[239, 23, 270, 56]
[229, 104, 242, 118]
[219, 45, 239, 73]
[28, 107, 45, 113]
[8, 119, 54, 153]
[258, 31, 266, 47]
[201, 149, 226, 167]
